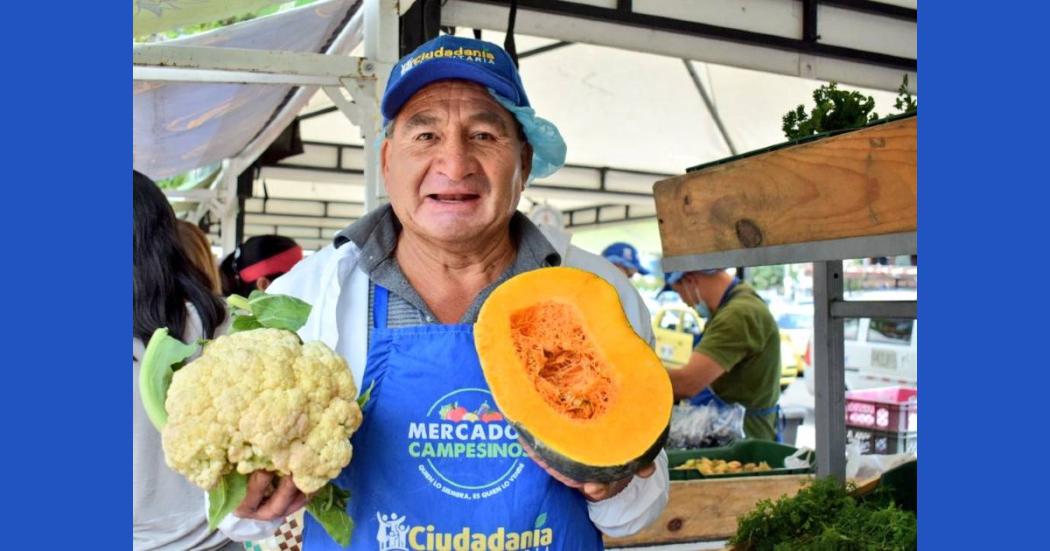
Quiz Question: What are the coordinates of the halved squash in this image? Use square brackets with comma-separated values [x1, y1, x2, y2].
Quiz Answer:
[475, 266, 673, 483]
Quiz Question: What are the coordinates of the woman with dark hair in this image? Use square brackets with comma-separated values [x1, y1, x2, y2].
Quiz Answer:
[133, 171, 236, 551]
[134, 173, 225, 343]
[176, 219, 222, 295]
[219, 234, 303, 297]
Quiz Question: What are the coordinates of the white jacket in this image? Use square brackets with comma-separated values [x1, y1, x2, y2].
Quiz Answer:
[220, 228, 670, 541]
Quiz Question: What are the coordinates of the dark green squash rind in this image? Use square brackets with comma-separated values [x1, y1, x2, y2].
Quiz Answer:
[517, 423, 670, 484]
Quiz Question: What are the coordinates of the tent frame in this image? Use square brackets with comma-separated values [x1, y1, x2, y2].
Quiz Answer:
[134, 0, 915, 253]
[133, 0, 403, 254]
[442, 0, 916, 93]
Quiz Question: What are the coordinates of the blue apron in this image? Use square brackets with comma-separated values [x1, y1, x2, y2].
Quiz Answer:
[304, 285, 603, 550]
[687, 279, 783, 442]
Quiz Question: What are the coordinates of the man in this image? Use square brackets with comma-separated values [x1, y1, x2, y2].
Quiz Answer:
[217, 35, 668, 549]
[664, 269, 782, 441]
[601, 242, 649, 278]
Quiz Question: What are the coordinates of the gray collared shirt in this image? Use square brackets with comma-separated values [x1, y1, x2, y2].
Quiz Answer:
[333, 204, 561, 328]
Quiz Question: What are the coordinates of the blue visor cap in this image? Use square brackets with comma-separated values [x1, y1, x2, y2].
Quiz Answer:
[602, 242, 649, 275]
[382, 35, 530, 123]
[660, 269, 722, 293]
[381, 35, 567, 180]
[660, 271, 685, 294]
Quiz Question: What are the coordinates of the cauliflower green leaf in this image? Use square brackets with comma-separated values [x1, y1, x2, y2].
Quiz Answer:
[356, 380, 375, 409]
[230, 315, 264, 333]
[226, 294, 252, 314]
[249, 291, 312, 331]
[139, 328, 199, 430]
[207, 472, 248, 531]
[226, 291, 312, 334]
[307, 482, 354, 547]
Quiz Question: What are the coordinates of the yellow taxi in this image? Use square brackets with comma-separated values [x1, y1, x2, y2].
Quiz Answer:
[652, 303, 800, 390]
[651, 303, 705, 368]
[778, 335, 802, 390]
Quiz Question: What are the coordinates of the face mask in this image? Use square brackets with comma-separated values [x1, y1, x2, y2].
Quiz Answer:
[694, 301, 712, 320]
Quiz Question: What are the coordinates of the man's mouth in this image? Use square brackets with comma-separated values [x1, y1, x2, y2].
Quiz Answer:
[427, 193, 480, 203]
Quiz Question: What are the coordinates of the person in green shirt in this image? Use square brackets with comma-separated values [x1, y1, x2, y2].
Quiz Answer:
[663, 269, 782, 440]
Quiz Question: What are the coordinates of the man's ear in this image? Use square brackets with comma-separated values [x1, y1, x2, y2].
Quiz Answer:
[255, 276, 272, 292]
[381, 136, 398, 198]
[520, 142, 533, 190]
[381, 137, 391, 189]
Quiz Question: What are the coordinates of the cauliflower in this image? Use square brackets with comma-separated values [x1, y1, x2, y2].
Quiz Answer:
[139, 292, 365, 545]
[161, 328, 363, 494]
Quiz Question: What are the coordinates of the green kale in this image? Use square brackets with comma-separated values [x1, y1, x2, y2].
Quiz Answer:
[782, 74, 915, 140]
[894, 74, 917, 114]
[731, 477, 917, 551]
[782, 83, 879, 140]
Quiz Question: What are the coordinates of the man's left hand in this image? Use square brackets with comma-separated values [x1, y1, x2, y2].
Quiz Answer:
[520, 437, 656, 501]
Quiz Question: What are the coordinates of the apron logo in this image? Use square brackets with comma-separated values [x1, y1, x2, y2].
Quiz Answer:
[377, 511, 555, 550]
[407, 388, 526, 500]
[377, 512, 410, 551]
[438, 400, 503, 423]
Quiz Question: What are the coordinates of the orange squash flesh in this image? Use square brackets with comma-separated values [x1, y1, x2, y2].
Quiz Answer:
[509, 301, 616, 420]
[475, 267, 673, 482]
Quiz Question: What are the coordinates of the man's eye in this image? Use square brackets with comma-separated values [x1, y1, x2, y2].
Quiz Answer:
[472, 132, 495, 141]
[414, 132, 436, 141]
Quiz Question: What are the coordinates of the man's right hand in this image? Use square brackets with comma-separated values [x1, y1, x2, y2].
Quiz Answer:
[233, 471, 311, 521]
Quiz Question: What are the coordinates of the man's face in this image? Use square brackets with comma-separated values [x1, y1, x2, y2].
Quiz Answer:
[671, 274, 703, 307]
[381, 80, 532, 245]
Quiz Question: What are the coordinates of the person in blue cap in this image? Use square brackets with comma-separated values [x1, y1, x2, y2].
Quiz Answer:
[663, 269, 782, 441]
[216, 35, 668, 549]
[602, 242, 650, 278]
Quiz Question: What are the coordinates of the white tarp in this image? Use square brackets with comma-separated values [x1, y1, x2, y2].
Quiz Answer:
[133, 0, 286, 38]
[133, 0, 358, 180]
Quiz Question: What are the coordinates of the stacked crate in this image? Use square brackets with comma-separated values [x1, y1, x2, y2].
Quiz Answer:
[845, 386, 917, 454]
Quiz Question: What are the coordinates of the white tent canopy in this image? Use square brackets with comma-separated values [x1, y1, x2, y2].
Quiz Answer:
[132, 0, 916, 251]
[297, 29, 911, 172]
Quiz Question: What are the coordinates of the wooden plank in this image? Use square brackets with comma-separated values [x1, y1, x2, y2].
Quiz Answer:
[655, 117, 916, 259]
[603, 474, 812, 547]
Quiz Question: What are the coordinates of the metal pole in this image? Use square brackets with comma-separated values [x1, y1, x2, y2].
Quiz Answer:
[218, 160, 239, 257]
[814, 260, 846, 481]
[682, 59, 737, 156]
[363, 0, 400, 212]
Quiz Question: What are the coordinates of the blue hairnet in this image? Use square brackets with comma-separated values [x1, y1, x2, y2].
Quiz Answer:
[488, 89, 566, 182]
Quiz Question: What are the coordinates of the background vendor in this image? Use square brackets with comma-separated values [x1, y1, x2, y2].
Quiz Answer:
[601, 242, 649, 278]
[664, 269, 782, 441]
[218, 234, 303, 297]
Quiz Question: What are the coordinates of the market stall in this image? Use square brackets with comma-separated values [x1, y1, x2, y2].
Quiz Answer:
[133, 1, 918, 548]
[634, 113, 917, 546]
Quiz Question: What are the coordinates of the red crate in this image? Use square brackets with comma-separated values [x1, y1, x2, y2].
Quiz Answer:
[845, 386, 917, 433]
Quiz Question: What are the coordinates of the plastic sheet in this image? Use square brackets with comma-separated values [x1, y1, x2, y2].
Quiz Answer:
[846, 439, 917, 480]
[667, 400, 746, 449]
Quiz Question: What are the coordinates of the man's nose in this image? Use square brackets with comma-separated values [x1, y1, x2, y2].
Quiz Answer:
[434, 135, 478, 181]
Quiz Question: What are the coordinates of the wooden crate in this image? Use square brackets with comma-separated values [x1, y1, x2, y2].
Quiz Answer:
[655, 116, 916, 260]
[604, 474, 812, 547]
